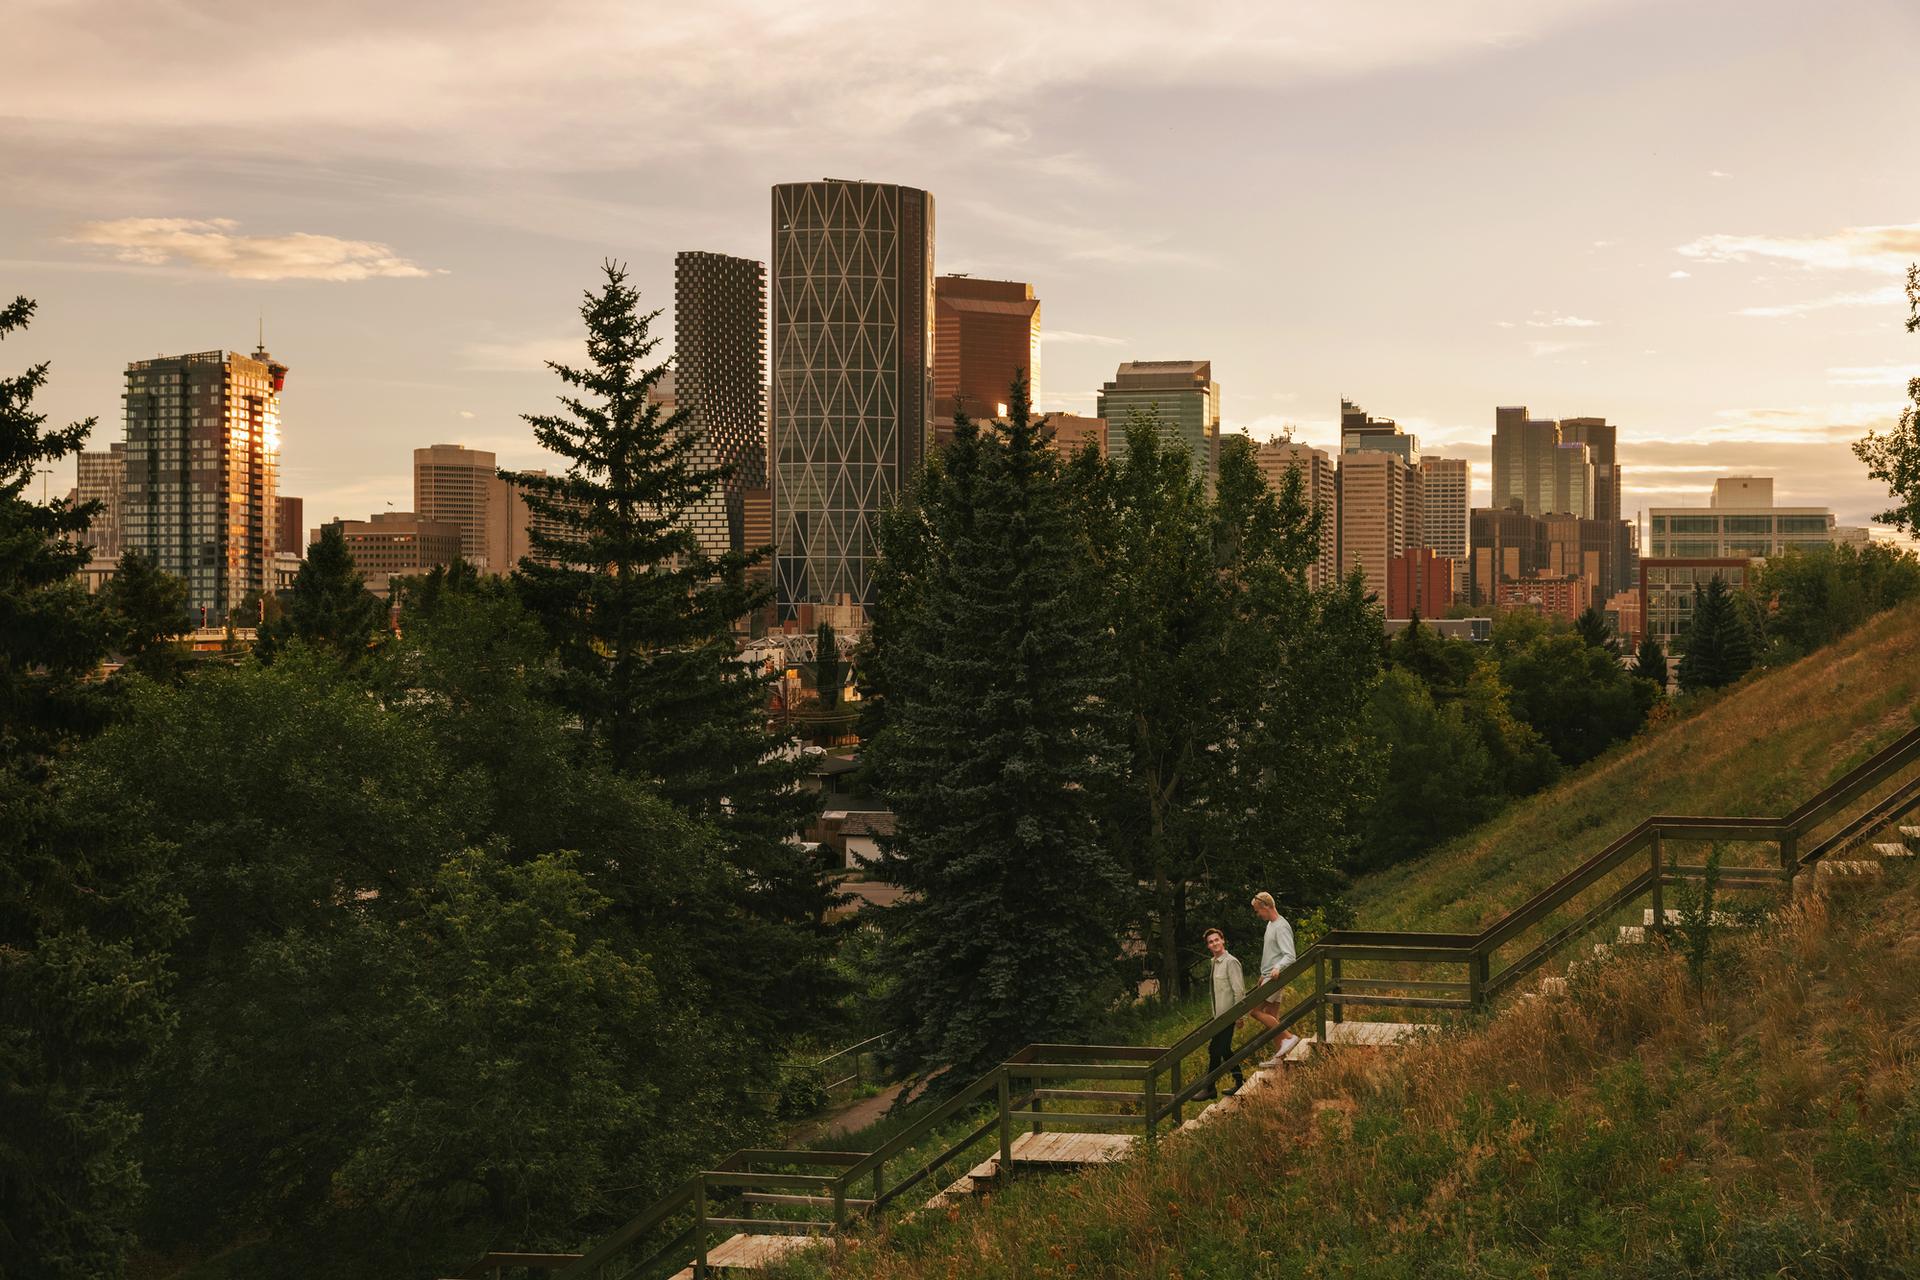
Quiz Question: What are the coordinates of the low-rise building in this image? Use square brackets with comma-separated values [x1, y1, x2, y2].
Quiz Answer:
[322, 512, 462, 592]
[1638, 557, 1748, 649]
[1387, 545, 1454, 619]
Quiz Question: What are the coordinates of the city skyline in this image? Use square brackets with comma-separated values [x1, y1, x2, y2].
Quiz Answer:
[4, 0, 1918, 537]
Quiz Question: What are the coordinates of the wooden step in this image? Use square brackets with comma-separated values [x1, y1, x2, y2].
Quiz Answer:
[1871, 841, 1914, 859]
[1322, 1020, 1438, 1048]
[1642, 908, 1744, 927]
[1618, 924, 1647, 944]
[1817, 858, 1883, 879]
[1897, 825, 1920, 848]
[668, 1232, 823, 1277]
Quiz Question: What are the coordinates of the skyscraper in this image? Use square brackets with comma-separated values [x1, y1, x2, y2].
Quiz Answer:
[1551, 440, 1595, 518]
[674, 249, 769, 560]
[1558, 417, 1620, 523]
[1096, 360, 1221, 490]
[1251, 438, 1338, 589]
[414, 443, 496, 568]
[933, 275, 1039, 437]
[1340, 399, 1420, 464]
[1418, 455, 1469, 572]
[123, 345, 285, 619]
[275, 495, 303, 557]
[770, 179, 934, 621]
[1490, 406, 1558, 515]
[1338, 448, 1419, 606]
[75, 442, 126, 558]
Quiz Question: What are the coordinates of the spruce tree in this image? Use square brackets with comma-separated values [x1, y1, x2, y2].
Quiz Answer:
[814, 620, 843, 708]
[1633, 631, 1669, 689]
[256, 524, 384, 661]
[101, 547, 190, 677]
[867, 377, 1128, 1082]
[1678, 575, 1754, 693]
[1574, 604, 1614, 651]
[0, 294, 181, 1279]
[506, 262, 835, 1032]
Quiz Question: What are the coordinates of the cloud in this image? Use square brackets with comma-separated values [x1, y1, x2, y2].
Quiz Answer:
[1735, 285, 1904, 318]
[1826, 364, 1920, 388]
[66, 217, 438, 281]
[458, 409, 476, 419]
[1526, 313, 1602, 328]
[1708, 169, 1731, 179]
[1526, 339, 1583, 357]
[1676, 221, 1920, 273]
[1041, 330, 1128, 346]
[1669, 270, 1691, 279]
[460, 335, 584, 371]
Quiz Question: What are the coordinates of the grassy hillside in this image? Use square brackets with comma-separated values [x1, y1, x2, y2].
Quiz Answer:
[1351, 597, 1920, 933]
[788, 861, 1920, 1279]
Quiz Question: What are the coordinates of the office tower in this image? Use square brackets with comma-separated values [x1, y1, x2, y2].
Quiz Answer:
[75, 442, 126, 558]
[770, 179, 934, 621]
[1337, 450, 1418, 605]
[675, 249, 769, 560]
[934, 276, 1039, 438]
[1558, 417, 1620, 523]
[1043, 413, 1107, 460]
[1387, 546, 1454, 619]
[485, 469, 585, 572]
[323, 512, 462, 591]
[123, 345, 285, 619]
[1419, 455, 1468, 572]
[1551, 440, 1594, 517]
[1340, 399, 1420, 464]
[1469, 506, 1550, 605]
[275, 495, 303, 557]
[1491, 406, 1559, 516]
[1096, 360, 1221, 490]
[1251, 438, 1338, 589]
[414, 443, 496, 568]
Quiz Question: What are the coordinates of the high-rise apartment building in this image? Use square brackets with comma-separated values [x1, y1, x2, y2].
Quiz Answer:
[1250, 438, 1338, 589]
[675, 249, 769, 560]
[770, 179, 934, 621]
[1491, 406, 1559, 516]
[75, 442, 126, 558]
[1419, 455, 1468, 575]
[275, 495, 303, 557]
[1338, 449, 1419, 605]
[123, 345, 285, 619]
[1096, 360, 1221, 491]
[414, 443, 496, 568]
[934, 276, 1039, 437]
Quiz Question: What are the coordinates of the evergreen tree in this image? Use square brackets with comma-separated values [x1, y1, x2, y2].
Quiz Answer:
[1633, 631, 1669, 689]
[1573, 604, 1614, 651]
[505, 262, 836, 1033]
[0, 294, 180, 1280]
[866, 379, 1128, 1082]
[100, 547, 190, 677]
[1678, 575, 1755, 693]
[814, 620, 843, 708]
[1852, 265, 1920, 533]
[256, 524, 384, 661]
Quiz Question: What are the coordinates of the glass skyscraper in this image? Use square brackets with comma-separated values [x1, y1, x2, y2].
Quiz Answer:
[770, 179, 934, 621]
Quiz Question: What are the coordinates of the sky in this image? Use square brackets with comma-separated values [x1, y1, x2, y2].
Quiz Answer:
[5, 0, 1919, 537]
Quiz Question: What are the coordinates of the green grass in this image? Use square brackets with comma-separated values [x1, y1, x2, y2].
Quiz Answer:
[766, 602, 1920, 1279]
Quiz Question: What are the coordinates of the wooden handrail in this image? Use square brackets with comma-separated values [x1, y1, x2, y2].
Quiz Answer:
[522, 712, 1920, 1280]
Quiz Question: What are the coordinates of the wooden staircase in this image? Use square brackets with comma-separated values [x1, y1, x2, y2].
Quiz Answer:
[447, 727, 1920, 1280]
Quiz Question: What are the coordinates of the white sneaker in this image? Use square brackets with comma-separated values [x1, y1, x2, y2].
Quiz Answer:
[1272, 1033, 1301, 1062]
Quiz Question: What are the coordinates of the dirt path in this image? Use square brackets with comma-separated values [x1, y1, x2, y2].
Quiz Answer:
[788, 1081, 910, 1144]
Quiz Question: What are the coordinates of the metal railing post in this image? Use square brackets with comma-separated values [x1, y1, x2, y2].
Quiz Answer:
[1143, 1066, 1159, 1151]
[997, 1070, 1013, 1178]
[1469, 949, 1488, 1013]
[1329, 956, 1343, 1025]
[832, 1176, 846, 1230]
[1650, 830, 1665, 936]
[1314, 955, 1328, 1045]
[1780, 828, 1797, 890]
[693, 1176, 708, 1280]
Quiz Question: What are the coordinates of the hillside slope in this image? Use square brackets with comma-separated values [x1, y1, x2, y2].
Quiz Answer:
[1351, 598, 1920, 933]
[791, 860, 1920, 1279]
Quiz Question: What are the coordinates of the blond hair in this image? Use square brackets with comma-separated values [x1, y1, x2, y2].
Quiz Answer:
[1251, 891, 1276, 911]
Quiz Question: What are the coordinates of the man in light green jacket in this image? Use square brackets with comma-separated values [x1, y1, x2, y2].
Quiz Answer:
[1196, 927, 1245, 1098]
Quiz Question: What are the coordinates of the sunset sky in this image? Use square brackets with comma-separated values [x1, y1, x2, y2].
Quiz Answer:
[5, 0, 1918, 534]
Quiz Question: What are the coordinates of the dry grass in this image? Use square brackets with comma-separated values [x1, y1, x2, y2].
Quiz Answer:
[785, 864, 1920, 1279]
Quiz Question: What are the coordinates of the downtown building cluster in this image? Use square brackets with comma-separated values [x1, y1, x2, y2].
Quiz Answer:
[65, 178, 1870, 651]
